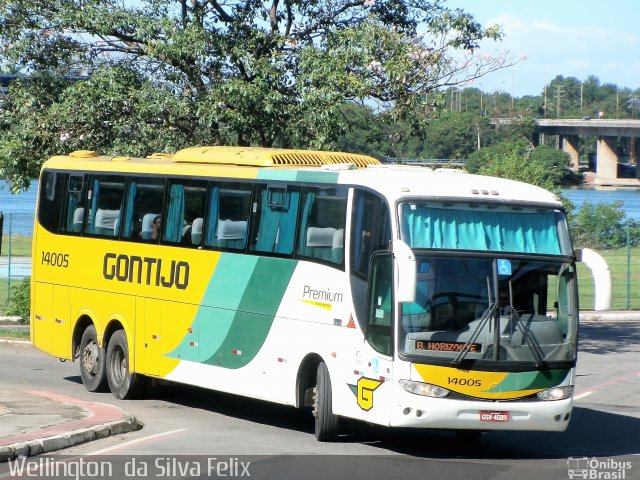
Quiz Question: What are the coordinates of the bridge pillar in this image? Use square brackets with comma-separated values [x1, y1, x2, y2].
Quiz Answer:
[560, 135, 580, 171]
[631, 137, 640, 178]
[595, 136, 619, 183]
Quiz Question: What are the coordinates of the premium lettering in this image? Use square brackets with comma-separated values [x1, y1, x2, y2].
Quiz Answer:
[302, 285, 344, 303]
[103, 253, 189, 290]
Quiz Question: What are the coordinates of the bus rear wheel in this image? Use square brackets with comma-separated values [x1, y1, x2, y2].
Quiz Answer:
[79, 325, 108, 392]
[106, 330, 146, 400]
[313, 361, 339, 441]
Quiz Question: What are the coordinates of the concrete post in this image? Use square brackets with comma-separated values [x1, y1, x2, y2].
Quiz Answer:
[575, 248, 612, 311]
[595, 136, 618, 184]
[561, 135, 580, 171]
[633, 136, 640, 178]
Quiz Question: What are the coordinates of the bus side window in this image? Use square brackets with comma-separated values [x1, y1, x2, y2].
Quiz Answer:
[121, 177, 165, 241]
[85, 176, 125, 237]
[38, 170, 68, 234]
[60, 174, 86, 234]
[204, 182, 252, 251]
[297, 186, 348, 266]
[162, 179, 206, 246]
[351, 190, 391, 279]
[250, 185, 299, 255]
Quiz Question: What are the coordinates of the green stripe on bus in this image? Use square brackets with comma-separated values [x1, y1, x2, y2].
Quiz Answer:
[166, 255, 259, 362]
[483, 369, 570, 393]
[201, 256, 297, 369]
[257, 170, 339, 184]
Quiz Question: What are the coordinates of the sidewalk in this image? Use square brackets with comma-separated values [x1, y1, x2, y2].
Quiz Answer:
[579, 310, 640, 321]
[0, 390, 139, 463]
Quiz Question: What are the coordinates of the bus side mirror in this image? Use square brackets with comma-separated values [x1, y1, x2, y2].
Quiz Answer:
[392, 239, 416, 303]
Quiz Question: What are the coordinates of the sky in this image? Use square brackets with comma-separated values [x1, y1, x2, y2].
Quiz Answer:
[444, 0, 640, 97]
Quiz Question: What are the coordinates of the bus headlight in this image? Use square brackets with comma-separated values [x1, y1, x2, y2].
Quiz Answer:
[536, 386, 574, 401]
[399, 379, 449, 398]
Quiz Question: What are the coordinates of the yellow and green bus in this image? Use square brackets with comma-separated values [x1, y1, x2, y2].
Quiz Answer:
[31, 147, 579, 441]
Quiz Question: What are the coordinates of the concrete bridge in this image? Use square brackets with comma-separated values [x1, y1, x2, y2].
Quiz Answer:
[534, 119, 640, 186]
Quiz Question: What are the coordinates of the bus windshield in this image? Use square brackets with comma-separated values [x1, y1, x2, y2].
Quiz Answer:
[399, 202, 571, 256]
[399, 256, 579, 367]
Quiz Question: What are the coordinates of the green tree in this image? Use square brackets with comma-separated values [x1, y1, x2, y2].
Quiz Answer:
[572, 201, 640, 249]
[5, 277, 30, 324]
[477, 144, 555, 190]
[471, 139, 571, 191]
[0, 0, 508, 190]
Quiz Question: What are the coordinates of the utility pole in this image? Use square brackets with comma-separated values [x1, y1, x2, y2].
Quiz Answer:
[544, 86, 547, 118]
[555, 85, 564, 119]
[580, 84, 583, 114]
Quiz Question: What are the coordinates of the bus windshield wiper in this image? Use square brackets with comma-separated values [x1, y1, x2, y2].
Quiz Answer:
[452, 277, 496, 367]
[507, 307, 546, 368]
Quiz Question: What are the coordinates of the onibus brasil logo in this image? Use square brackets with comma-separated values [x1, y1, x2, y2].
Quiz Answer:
[567, 457, 633, 479]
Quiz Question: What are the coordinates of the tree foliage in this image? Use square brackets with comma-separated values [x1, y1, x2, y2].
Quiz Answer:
[5, 277, 30, 324]
[571, 201, 640, 249]
[0, 0, 508, 189]
[466, 139, 572, 191]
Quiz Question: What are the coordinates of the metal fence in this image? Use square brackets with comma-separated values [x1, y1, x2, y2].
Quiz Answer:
[0, 212, 32, 316]
[0, 212, 637, 314]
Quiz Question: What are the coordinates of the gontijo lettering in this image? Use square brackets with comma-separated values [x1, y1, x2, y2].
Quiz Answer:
[103, 253, 189, 289]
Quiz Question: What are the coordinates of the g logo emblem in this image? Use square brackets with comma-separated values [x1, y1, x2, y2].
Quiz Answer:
[357, 377, 383, 411]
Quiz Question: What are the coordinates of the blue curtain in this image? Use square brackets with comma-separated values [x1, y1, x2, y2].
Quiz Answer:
[255, 190, 283, 252]
[276, 191, 299, 253]
[205, 186, 220, 246]
[89, 179, 100, 234]
[402, 206, 562, 254]
[165, 184, 185, 242]
[255, 189, 299, 253]
[123, 181, 137, 238]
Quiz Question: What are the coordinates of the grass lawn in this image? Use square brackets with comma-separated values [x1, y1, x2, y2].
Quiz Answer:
[576, 246, 640, 310]
[0, 234, 32, 257]
[0, 328, 29, 340]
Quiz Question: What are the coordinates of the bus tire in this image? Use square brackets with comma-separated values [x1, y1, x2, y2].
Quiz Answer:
[79, 325, 108, 392]
[106, 330, 146, 400]
[313, 361, 339, 441]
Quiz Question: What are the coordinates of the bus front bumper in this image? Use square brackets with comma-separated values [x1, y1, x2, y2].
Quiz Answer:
[390, 390, 573, 431]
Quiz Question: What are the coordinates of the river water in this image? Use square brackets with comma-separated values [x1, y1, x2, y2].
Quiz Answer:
[560, 187, 640, 221]
[1, 181, 639, 237]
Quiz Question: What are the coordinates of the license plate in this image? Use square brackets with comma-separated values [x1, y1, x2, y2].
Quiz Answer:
[480, 411, 510, 422]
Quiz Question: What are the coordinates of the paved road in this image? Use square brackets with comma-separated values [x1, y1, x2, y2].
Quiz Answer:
[0, 321, 638, 479]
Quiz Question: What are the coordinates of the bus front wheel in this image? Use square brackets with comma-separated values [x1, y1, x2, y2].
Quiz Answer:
[79, 325, 108, 392]
[106, 330, 146, 400]
[313, 361, 339, 441]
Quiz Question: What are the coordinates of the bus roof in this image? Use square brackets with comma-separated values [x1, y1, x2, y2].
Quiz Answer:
[42, 148, 562, 208]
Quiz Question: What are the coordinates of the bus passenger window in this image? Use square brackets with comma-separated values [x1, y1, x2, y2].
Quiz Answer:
[38, 170, 68, 234]
[85, 176, 125, 237]
[121, 177, 165, 241]
[251, 185, 299, 255]
[162, 180, 206, 246]
[59, 174, 85, 234]
[297, 187, 348, 265]
[204, 182, 252, 250]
